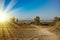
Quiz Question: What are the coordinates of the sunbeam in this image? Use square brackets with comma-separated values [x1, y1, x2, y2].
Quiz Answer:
[0, 0, 5, 11]
[0, 0, 17, 23]
[5, 0, 17, 13]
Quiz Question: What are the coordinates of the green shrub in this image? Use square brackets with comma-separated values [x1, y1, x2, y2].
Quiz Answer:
[40, 22, 54, 26]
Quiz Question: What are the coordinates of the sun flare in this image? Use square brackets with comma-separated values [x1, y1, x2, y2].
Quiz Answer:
[0, 0, 17, 23]
[0, 11, 10, 23]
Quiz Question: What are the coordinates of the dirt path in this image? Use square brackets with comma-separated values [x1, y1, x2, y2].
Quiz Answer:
[31, 25, 59, 40]
[0, 23, 59, 40]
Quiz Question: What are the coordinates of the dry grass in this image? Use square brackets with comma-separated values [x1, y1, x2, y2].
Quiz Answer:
[53, 21, 60, 31]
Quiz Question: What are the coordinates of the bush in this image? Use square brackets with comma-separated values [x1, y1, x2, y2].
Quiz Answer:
[54, 21, 60, 31]
[40, 22, 54, 26]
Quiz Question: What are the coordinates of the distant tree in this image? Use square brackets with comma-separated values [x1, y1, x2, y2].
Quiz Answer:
[34, 16, 40, 24]
[16, 18, 18, 23]
[10, 17, 15, 23]
[53, 16, 60, 26]
[54, 16, 59, 21]
[12, 17, 15, 22]
[53, 16, 59, 24]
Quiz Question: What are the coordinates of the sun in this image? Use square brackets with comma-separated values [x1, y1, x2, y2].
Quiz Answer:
[0, 11, 10, 23]
[0, 0, 17, 23]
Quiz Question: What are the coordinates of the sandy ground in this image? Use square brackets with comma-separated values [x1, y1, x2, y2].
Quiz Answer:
[31, 25, 59, 40]
[0, 23, 60, 40]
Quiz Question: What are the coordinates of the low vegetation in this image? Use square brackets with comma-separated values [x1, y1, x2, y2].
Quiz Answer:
[40, 22, 54, 26]
[53, 21, 60, 31]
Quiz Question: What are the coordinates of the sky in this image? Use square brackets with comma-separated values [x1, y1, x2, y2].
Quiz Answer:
[4, 0, 60, 20]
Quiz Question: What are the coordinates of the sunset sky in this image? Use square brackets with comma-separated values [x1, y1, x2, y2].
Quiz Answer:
[4, 0, 60, 20]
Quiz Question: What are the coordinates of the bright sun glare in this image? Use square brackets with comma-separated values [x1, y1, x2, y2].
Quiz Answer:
[0, 0, 17, 23]
[0, 11, 10, 23]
